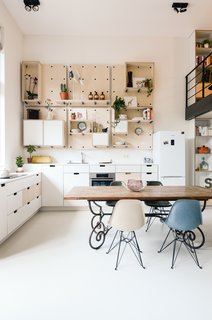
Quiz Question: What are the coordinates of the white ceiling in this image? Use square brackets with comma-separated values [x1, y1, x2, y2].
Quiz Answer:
[2, 0, 212, 37]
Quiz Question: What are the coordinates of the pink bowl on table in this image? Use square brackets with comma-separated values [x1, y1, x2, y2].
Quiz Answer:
[127, 179, 144, 192]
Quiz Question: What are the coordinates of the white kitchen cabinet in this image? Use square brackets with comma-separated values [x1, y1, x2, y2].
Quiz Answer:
[23, 120, 43, 146]
[116, 165, 141, 184]
[92, 133, 109, 147]
[64, 172, 89, 207]
[43, 120, 65, 146]
[6, 173, 42, 236]
[23, 120, 65, 147]
[0, 184, 7, 241]
[41, 165, 64, 206]
[141, 164, 158, 182]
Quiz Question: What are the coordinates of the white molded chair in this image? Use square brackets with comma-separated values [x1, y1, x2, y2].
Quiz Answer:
[106, 199, 145, 270]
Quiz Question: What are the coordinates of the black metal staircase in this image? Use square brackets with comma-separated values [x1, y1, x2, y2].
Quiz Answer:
[185, 52, 212, 120]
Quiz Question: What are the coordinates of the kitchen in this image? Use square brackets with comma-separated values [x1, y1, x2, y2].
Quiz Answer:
[1, 1, 212, 320]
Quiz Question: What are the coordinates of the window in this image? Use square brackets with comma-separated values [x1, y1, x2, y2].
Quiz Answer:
[0, 27, 5, 168]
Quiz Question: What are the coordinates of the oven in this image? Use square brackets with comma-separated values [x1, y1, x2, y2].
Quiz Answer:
[89, 173, 115, 186]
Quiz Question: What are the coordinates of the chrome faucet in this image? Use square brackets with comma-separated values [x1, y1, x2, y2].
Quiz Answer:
[81, 152, 86, 164]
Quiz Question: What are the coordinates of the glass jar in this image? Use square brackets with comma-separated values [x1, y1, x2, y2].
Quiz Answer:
[200, 157, 209, 171]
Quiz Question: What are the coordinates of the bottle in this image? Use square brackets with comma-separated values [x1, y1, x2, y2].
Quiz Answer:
[94, 91, 99, 100]
[100, 92, 105, 100]
[88, 92, 93, 100]
[147, 108, 150, 120]
[200, 157, 209, 171]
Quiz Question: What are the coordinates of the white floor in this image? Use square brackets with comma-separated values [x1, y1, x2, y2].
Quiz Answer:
[0, 207, 212, 320]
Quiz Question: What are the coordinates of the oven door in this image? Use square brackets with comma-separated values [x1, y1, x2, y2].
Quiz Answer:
[89, 173, 115, 186]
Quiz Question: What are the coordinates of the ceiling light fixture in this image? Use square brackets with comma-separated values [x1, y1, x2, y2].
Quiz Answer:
[23, 0, 40, 12]
[172, 2, 188, 13]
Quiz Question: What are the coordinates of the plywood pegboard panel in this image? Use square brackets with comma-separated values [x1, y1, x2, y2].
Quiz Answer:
[112, 122, 153, 149]
[67, 107, 110, 149]
[68, 64, 110, 101]
[42, 64, 67, 103]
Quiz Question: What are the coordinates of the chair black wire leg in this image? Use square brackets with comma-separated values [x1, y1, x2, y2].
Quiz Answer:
[158, 229, 172, 253]
[184, 237, 202, 269]
[132, 231, 145, 269]
[115, 231, 123, 270]
[106, 230, 118, 254]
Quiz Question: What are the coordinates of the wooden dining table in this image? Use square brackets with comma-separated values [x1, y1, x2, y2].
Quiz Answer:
[64, 185, 212, 249]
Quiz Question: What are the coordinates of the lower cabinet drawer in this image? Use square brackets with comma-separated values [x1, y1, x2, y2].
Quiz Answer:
[7, 191, 23, 214]
[141, 172, 158, 181]
[8, 207, 25, 234]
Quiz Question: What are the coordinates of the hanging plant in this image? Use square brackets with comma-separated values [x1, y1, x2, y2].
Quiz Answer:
[111, 96, 126, 120]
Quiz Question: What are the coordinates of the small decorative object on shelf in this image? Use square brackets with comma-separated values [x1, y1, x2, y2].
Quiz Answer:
[26, 145, 36, 163]
[197, 145, 210, 154]
[71, 112, 76, 120]
[94, 91, 99, 100]
[25, 74, 38, 100]
[45, 99, 53, 120]
[60, 83, 69, 100]
[112, 96, 126, 120]
[202, 39, 211, 48]
[88, 92, 93, 100]
[199, 157, 209, 171]
[100, 92, 105, 100]
[127, 71, 133, 87]
[16, 156, 24, 172]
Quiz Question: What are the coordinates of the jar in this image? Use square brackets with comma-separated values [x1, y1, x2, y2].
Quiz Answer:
[200, 157, 209, 171]
[71, 112, 76, 120]
[94, 91, 99, 100]
[88, 92, 93, 100]
[100, 92, 105, 100]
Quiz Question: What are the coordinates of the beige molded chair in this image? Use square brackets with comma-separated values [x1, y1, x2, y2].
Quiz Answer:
[106, 199, 145, 270]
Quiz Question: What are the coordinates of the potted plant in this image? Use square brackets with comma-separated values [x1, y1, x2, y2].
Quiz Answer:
[16, 156, 24, 172]
[202, 39, 211, 48]
[60, 83, 69, 100]
[26, 145, 36, 163]
[144, 79, 153, 97]
[112, 96, 126, 120]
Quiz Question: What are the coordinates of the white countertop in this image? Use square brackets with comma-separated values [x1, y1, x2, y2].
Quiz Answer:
[0, 172, 39, 184]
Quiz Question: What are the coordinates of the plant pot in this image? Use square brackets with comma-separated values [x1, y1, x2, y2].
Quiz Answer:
[16, 167, 24, 173]
[27, 158, 32, 163]
[60, 92, 69, 100]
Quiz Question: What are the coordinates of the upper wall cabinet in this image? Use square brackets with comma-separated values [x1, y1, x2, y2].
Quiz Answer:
[21, 61, 42, 103]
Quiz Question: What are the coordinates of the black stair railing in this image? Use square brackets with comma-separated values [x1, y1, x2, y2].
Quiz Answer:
[186, 52, 212, 109]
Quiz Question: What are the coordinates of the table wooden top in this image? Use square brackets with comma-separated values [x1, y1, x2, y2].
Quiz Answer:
[64, 185, 212, 201]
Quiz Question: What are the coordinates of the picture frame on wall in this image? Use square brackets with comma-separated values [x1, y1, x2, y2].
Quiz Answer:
[124, 96, 137, 108]
[132, 77, 145, 89]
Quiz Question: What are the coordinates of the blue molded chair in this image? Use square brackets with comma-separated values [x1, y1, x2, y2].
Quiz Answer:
[158, 199, 204, 269]
[145, 181, 172, 231]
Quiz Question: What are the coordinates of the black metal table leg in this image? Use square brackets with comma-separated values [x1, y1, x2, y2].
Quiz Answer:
[88, 200, 112, 249]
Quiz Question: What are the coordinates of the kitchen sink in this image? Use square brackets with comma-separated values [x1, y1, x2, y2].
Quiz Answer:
[8, 173, 29, 179]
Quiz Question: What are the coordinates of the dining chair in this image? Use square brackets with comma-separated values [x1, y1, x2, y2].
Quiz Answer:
[145, 181, 172, 231]
[106, 199, 145, 270]
[105, 180, 123, 208]
[158, 199, 203, 269]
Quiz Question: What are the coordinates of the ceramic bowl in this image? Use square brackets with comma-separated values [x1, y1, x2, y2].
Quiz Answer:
[127, 179, 144, 192]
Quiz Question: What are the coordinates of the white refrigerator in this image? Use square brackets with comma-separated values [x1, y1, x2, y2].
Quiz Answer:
[153, 131, 185, 186]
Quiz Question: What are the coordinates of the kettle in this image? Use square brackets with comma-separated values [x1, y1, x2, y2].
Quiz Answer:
[0, 168, 10, 178]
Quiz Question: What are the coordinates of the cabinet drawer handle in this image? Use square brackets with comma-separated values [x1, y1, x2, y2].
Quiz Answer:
[14, 192, 17, 196]
[100, 165, 105, 167]
[14, 210, 17, 214]
[1, 184, 5, 187]
[146, 165, 152, 167]
[74, 172, 79, 175]
[50, 165, 55, 167]
[146, 172, 152, 175]
[125, 172, 131, 175]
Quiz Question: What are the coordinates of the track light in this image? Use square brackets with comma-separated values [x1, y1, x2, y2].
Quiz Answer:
[23, 0, 40, 12]
[172, 2, 188, 13]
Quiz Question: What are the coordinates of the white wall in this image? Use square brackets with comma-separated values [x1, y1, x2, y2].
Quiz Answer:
[0, 0, 23, 170]
[23, 35, 191, 177]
